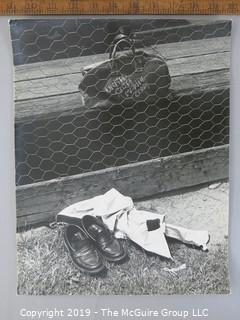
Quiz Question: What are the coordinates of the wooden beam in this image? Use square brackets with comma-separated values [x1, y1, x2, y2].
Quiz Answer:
[16, 144, 229, 228]
[15, 52, 230, 101]
[14, 36, 231, 82]
[15, 69, 230, 123]
[133, 20, 231, 39]
[14, 35, 231, 123]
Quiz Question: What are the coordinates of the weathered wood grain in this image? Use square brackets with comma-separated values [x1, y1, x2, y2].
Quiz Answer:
[15, 69, 229, 123]
[16, 145, 229, 228]
[171, 69, 230, 94]
[14, 35, 231, 123]
[14, 36, 230, 82]
[15, 52, 230, 101]
[133, 20, 231, 44]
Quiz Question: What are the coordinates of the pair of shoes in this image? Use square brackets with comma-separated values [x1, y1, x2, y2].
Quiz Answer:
[64, 215, 127, 275]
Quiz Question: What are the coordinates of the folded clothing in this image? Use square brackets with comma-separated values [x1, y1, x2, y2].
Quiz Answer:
[57, 188, 209, 259]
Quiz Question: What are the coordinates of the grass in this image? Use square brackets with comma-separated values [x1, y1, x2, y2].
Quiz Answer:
[17, 226, 230, 295]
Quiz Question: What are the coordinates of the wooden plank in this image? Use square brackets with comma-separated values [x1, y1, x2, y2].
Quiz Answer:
[171, 69, 230, 94]
[15, 51, 230, 101]
[15, 70, 230, 123]
[16, 144, 229, 228]
[14, 36, 231, 82]
[133, 20, 231, 46]
[15, 74, 80, 101]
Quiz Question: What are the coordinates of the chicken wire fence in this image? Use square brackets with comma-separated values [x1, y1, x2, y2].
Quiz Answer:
[10, 19, 231, 65]
[11, 19, 231, 186]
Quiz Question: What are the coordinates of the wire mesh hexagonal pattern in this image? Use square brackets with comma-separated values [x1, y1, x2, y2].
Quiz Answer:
[11, 18, 231, 186]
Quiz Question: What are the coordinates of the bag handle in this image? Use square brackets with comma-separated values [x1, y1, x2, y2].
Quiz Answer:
[109, 35, 135, 60]
[109, 35, 137, 73]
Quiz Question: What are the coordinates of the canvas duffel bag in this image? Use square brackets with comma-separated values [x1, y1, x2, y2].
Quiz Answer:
[79, 35, 171, 105]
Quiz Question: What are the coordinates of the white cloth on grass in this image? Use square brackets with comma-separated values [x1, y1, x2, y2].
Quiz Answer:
[57, 188, 209, 259]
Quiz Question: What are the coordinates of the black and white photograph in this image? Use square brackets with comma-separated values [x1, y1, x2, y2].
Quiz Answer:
[11, 17, 231, 295]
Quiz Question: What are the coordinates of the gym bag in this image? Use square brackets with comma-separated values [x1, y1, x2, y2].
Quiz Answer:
[79, 35, 171, 105]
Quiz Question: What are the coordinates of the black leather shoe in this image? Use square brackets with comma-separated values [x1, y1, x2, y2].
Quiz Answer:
[64, 224, 105, 274]
[82, 215, 127, 262]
